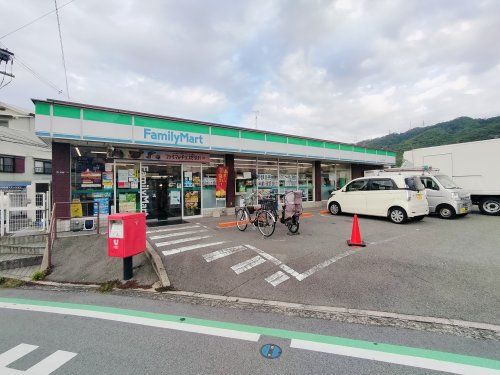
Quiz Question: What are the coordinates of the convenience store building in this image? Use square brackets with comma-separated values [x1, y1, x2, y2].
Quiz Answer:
[33, 99, 396, 223]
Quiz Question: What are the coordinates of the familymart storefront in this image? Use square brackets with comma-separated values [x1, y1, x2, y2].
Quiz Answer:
[34, 99, 396, 224]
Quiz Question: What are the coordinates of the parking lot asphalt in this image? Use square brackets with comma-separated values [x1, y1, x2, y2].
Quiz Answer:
[148, 208, 500, 325]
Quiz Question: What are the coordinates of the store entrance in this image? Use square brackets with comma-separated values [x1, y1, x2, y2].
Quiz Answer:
[144, 164, 182, 224]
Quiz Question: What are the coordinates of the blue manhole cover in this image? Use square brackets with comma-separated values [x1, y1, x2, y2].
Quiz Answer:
[260, 344, 282, 359]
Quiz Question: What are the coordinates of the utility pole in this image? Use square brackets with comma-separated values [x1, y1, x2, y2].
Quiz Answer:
[0, 48, 15, 89]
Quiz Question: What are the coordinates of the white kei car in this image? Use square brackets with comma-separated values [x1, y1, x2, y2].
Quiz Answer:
[327, 175, 429, 224]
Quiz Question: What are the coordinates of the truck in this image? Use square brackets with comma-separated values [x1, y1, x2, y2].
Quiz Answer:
[403, 138, 500, 215]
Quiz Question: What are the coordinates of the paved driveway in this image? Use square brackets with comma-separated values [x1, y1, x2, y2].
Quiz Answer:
[148, 208, 500, 325]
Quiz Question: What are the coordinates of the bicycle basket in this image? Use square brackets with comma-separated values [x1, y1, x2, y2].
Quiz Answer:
[260, 198, 277, 212]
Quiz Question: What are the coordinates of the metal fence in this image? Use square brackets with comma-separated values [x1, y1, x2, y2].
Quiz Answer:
[0, 191, 49, 236]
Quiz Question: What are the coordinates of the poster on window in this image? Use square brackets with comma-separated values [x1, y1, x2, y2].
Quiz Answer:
[184, 191, 199, 209]
[81, 170, 102, 188]
[215, 165, 228, 198]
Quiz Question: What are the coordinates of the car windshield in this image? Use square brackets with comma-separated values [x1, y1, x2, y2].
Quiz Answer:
[435, 174, 460, 189]
[404, 176, 425, 191]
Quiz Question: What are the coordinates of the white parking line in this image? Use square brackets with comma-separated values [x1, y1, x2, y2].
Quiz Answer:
[162, 241, 227, 256]
[0, 343, 38, 366]
[203, 246, 247, 262]
[231, 256, 266, 274]
[146, 225, 200, 234]
[155, 235, 212, 247]
[296, 249, 359, 281]
[265, 271, 290, 287]
[150, 229, 207, 240]
[244, 244, 281, 265]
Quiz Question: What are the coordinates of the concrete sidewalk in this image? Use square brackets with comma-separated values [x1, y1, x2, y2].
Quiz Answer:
[47, 234, 158, 286]
[150, 208, 500, 325]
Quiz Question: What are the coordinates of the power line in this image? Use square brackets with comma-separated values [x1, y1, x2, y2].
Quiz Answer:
[54, 0, 70, 100]
[0, 0, 78, 40]
[0, 40, 63, 94]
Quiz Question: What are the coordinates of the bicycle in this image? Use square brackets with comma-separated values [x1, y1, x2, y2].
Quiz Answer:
[266, 191, 301, 235]
[235, 192, 276, 237]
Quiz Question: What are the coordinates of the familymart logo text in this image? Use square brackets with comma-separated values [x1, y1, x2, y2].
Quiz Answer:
[143, 128, 204, 145]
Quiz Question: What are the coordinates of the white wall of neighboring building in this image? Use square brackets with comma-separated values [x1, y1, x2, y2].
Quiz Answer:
[0, 102, 52, 190]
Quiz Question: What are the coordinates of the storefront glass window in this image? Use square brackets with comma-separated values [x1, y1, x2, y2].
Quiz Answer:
[336, 163, 351, 189]
[202, 156, 225, 209]
[298, 162, 313, 201]
[235, 158, 257, 205]
[183, 164, 202, 216]
[71, 146, 113, 217]
[278, 161, 298, 196]
[321, 163, 336, 200]
[257, 159, 278, 200]
[115, 162, 140, 213]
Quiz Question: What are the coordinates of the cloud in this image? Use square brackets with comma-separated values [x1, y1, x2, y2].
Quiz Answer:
[1, 0, 499, 142]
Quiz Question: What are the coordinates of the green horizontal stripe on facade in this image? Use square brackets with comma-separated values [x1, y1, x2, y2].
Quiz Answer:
[325, 143, 339, 150]
[307, 140, 324, 148]
[53, 104, 80, 119]
[376, 150, 386, 155]
[366, 149, 377, 155]
[241, 130, 265, 141]
[354, 146, 365, 153]
[288, 137, 307, 146]
[35, 102, 50, 116]
[339, 144, 353, 151]
[266, 134, 287, 143]
[135, 116, 210, 134]
[211, 127, 240, 138]
[83, 109, 132, 125]
[387, 151, 396, 157]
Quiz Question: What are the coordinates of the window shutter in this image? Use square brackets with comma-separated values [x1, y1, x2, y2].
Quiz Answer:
[14, 157, 25, 173]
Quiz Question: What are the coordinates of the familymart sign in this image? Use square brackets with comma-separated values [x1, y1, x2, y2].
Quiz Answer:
[142, 128, 204, 146]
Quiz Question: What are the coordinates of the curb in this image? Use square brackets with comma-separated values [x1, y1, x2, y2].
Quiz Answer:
[163, 290, 500, 334]
[145, 241, 170, 288]
[7, 279, 498, 339]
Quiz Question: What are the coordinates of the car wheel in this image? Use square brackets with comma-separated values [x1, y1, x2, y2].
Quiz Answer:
[479, 198, 500, 216]
[389, 207, 407, 224]
[437, 205, 456, 219]
[329, 202, 341, 215]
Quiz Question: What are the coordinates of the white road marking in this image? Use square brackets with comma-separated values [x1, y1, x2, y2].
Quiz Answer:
[0, 344, 76, 375]
[155, 235, 212, 247]
[150, 229, 207, 240]
[244, 244, 281, 265]
[203, 246, 247, 262]
[231, 256, 266, 274]
[279, 264, 300, 278]
[0, 343, 38, 366]
[0, 302, 260, 343]
[296, 249, 359, 281]
[146, 225, 200, 234]
[290, 339, 495, 375]
[162, 241, 227, 256]
[265, 271, 290, 287]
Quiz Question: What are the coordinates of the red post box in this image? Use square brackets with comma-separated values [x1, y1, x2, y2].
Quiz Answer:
[108, 213, 146, 280]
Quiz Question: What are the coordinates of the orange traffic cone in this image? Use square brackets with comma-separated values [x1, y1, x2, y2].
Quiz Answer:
[347, 214, 366, 247]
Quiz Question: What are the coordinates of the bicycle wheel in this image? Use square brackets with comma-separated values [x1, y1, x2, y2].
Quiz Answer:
[236, 209, 249, 231]
[257, 210, 276, 237]
[287, 216, 300, 234]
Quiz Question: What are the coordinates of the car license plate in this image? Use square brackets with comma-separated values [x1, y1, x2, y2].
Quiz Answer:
[460, 207, 468, 213]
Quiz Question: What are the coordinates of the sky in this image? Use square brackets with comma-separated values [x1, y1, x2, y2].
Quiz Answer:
[1, 0, 499, 143]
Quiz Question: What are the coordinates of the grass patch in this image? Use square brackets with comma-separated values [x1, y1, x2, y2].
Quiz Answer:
[97, 280, 120, 293]
[31, 269, 48, 281]
[0, 277, 25, 288]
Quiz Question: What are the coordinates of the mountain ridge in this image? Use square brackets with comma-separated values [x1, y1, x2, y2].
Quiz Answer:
[358, 115, 500, 165]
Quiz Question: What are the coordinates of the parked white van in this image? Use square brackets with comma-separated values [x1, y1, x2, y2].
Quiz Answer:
[327, 175, 429, 224]
[365, 169, 472, 219]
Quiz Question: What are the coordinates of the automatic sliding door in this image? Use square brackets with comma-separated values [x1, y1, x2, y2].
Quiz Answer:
[144, 164, 182, 224]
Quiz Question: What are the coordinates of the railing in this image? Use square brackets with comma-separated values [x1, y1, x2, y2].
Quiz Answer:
[46, 202, 57, 269]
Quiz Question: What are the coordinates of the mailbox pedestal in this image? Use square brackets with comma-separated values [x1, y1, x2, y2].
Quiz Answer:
[108, 213, 146, 280]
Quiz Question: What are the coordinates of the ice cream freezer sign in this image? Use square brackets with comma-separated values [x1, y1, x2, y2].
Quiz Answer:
[136, 127, 205, 147]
